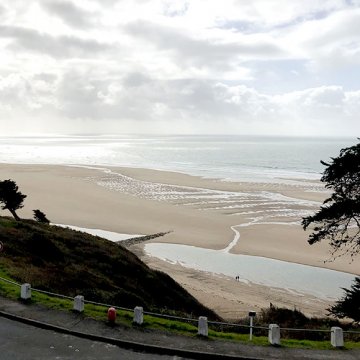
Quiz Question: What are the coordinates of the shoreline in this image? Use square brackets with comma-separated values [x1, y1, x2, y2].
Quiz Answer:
[0, 162, 356, 273]
[0, 162, 358, 319]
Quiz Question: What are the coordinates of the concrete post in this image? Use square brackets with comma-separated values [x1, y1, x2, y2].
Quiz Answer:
[248, 311, 256, 341]
[198, 316, 208, 337]
[73, 295, 84, 312]
[20, 283, 31, 300]
[133, 306, 143, 325]
[331, 327, 344, 348]
[268, 324, 281, 346]
[249, 316, 254, 340]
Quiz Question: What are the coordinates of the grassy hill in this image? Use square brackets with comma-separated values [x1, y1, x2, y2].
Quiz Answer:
[0, 216, 218, 319]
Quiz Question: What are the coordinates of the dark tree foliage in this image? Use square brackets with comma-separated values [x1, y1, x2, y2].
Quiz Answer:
[328, 277, 360, 323]
[302, 141, 360, 258]
[0, 179, 27, 221]
[33, 209, 50, 224]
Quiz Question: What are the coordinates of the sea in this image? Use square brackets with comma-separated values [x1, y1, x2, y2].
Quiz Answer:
[0, 135, 356, 182]
[0, 134, 358, 299]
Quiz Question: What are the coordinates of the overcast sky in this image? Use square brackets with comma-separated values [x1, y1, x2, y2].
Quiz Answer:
[0, 0, 359, 136]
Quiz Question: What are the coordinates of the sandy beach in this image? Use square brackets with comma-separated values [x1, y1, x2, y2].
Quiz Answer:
[0, 163, 358, 319]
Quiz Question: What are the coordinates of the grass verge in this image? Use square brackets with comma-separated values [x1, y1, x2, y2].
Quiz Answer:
[0, 272, 359, 351]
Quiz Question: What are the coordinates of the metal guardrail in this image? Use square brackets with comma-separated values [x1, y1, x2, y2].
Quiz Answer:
[208, 320, 268, 330]
[143, 310, 198, 323]
[280, 327, 331, 333]
[344, 330, 360, 335]
[30, 287, 74, 300]
[1, 276, 360, 337]
[0, 276, 20, 286]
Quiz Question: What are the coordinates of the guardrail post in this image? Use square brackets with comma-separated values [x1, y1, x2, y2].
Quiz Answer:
[198, 316, 208, 337]
[133, 306, 143, 325]
[268, 324, 281, 346]
[331, 327, 344, 348]
[20, 283, 31, 300]
[248, 311, 256, 340]
[73, 295, 84, 312]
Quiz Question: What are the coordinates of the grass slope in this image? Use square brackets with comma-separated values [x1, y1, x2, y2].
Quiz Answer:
[0, 216, 218, 319]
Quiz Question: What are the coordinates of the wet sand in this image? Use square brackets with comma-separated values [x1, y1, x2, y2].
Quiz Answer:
[0, 163, 358, 319]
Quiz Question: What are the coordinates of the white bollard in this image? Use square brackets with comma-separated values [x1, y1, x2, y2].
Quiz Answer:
[133, 306, 143, 325]
[73, 295, 84, 312]
[268, 324, 281, 346]
[20, 283, 31, 300]
[198, 316, 208, 337]
[248, 311, 256, 341]
[331, 327, 344, 348]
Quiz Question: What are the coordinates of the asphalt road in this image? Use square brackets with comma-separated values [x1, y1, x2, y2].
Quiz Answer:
[0, 317, 188, 360]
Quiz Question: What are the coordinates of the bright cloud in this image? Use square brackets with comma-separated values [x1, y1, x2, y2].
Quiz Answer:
[0, 0, 359, 136]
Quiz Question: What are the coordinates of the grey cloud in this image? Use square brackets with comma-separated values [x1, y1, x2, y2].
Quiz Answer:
[57, 71, 100, 106]
[271, 86, 348, 123]
[54, 70, 259, 121]
[0, 76, 27, 105]
[307, 11, 360, 48]
[40, 0, 94, 29]
[0, 72, 58, 114]
[0, 25, 110, 58]
[33, 73, 58, 82]
[123, 72, 151, 87]
[56, 71, 154, 119]
[54, 71, 359, 134]
[1, 68, 359, 137]
[125, 21, 285, 68]
[162, 1, 189, 17]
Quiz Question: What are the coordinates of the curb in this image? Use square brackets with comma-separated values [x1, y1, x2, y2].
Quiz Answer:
[0, 310, 263, 360]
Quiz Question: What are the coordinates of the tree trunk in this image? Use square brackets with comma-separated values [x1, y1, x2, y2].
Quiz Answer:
[9, 208, 21, 221]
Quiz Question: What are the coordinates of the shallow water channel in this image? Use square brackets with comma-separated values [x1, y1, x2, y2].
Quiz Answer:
[144, 242, 356, 299]
[56, 224, 356, 300]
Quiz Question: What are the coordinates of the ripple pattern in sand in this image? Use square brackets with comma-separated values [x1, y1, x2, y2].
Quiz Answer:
[85, 167, 321, 226]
